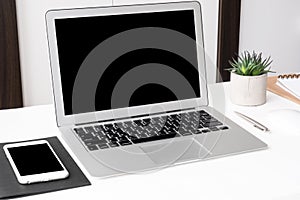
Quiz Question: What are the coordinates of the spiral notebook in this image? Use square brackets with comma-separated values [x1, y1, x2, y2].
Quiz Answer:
[267, 73, 300, 105]
[277, 74, 300, 99]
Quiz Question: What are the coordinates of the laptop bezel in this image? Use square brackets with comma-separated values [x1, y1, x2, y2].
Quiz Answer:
[46, 1, 208, 127]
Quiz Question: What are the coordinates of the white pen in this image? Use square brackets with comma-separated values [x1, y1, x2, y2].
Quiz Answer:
[234, 111, 270, 132]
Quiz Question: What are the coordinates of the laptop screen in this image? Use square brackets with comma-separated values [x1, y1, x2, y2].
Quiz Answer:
[55, 9, 201, 115]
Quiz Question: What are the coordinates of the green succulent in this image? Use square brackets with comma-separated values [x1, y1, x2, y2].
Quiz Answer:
[227, 51, 273, 76]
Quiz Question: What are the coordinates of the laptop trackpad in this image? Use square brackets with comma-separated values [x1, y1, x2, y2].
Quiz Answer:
[140, 138, 211, 165]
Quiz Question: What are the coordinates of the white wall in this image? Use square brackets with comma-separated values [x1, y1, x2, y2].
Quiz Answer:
[239, 0, 300, 74]
[16, 0, 112, 107]
[16, 0, 219, 106]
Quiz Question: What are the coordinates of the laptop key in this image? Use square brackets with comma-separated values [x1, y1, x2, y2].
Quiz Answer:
[199, 110, 209, 116]
[203, 119, 218, 123]
[74, 127, 85, 134]
[119, 140, 132, 146]
[87, 145, 98, 151]
[131, 132, 178, 144]
[98, 143, 109, 149]
[109, 137, 119, 142]
[203, 121, 223, 127]
[219, 126, 229, 130]
[85, 126, 95, 133]
[81, 134, 96, 140]
[85, 139, 102, 146]
[180, 132, 192, 136]
[76, 132, 88, 138]
[201, 129, 211, 133]
[94, 125, 102, 130]
[209, 127, 219, 131]
[108, 142, 119, 148]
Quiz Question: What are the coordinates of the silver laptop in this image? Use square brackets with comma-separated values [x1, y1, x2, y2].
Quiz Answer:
[46, 1, 267, 177]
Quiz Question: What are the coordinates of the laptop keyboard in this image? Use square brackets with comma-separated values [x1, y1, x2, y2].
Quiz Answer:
[74, 110, 229, 151]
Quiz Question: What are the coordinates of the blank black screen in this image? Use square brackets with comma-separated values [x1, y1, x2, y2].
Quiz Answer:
[55, 9, 200, 115]
[8, 144, 64, 176]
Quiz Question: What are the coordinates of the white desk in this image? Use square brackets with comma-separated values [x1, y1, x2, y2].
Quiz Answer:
[1, 82, 300, 200]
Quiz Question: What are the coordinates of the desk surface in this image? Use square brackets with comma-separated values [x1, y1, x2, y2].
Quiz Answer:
[1, 82, 300, 200]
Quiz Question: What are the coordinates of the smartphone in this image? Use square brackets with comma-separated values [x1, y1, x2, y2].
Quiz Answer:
[3, 140, 69, 184]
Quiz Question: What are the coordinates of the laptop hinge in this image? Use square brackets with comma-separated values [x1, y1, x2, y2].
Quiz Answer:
[74, 107, 199, 127]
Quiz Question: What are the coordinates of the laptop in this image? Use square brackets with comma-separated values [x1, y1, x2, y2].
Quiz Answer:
[46, 1, 267, 177]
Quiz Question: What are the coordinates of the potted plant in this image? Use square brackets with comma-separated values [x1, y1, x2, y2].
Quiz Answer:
[227, 51, 273, 106]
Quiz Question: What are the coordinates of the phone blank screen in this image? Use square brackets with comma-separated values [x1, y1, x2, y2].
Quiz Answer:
[7, 143, 64, 176]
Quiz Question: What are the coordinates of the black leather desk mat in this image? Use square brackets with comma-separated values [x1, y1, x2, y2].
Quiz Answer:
[0, 137, 91, 199]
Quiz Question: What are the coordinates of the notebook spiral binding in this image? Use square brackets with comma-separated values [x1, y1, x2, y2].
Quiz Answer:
[278, 74, 300, 79]
[267, 73, 300, 105]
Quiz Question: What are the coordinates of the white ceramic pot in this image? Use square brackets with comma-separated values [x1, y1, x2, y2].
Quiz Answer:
[230, 72, 267, 106]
